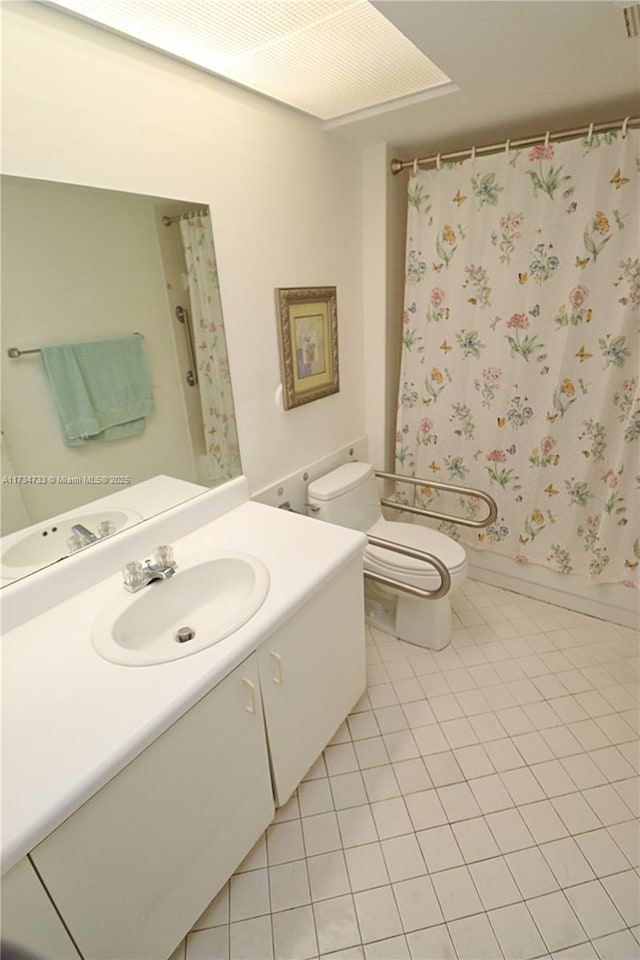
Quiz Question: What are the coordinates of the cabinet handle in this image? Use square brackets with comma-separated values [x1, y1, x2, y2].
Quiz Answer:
[269, 651, 283, 685]
[242, 678, 257, 714]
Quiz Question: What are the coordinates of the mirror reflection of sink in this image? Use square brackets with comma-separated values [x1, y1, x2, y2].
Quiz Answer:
[2, 508, 143, 573]
[91, 552, 270, 666]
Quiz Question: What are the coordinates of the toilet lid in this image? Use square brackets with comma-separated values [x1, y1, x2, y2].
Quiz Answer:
[365, 518, 466, 577]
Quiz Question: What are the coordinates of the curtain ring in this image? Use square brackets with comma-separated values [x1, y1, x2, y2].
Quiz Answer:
[587, 122, 594, 145]
[544, 131, 550, 148]
[436, 153, 441, 170]
[505, 138, 511, 155]
[413, 157, 418, 175]
[622, 116, 630, 138]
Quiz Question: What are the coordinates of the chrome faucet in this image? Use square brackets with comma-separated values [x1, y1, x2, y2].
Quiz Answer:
[122, 545, 177, 592]
[71, 523, 99, 544]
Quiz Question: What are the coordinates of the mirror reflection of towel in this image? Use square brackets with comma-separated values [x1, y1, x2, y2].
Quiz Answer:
[41, 336, 155, 446]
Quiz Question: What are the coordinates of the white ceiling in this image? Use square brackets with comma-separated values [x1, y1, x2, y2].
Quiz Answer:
[335, 1, 640, 155]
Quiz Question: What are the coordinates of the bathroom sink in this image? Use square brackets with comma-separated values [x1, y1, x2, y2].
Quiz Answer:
[91, 551, 270, 665]
[2, 508, 143, 574]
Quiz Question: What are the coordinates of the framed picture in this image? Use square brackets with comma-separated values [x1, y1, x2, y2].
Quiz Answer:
[276, 286, 339, 410]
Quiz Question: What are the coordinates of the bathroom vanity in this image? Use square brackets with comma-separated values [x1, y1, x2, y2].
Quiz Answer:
[1, 477, 367, 960]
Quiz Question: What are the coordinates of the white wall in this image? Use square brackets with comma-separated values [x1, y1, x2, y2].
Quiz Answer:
[1, 2, 366, 495]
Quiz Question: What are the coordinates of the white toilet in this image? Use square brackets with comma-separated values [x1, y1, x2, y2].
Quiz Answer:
[307, 461, 467, 650]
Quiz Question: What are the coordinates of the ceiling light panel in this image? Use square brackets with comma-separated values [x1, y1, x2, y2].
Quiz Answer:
[43, 0, 451, 120]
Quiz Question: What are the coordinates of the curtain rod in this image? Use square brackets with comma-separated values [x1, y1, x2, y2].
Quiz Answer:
[390, 116, 639, 174]
[162, 208, 209, 226]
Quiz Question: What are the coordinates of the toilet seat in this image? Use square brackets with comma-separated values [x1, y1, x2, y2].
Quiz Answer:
[365, 518, 467, 588]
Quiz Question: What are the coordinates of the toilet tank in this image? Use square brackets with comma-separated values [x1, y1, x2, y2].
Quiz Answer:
[307, 462, 381, 532]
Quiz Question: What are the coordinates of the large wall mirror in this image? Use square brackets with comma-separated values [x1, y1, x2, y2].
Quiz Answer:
[1, 175, 241, 586]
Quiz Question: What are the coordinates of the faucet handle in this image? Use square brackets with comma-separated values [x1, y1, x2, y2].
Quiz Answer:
[123, 560, 145, 590]
[154, 544, 175, 568]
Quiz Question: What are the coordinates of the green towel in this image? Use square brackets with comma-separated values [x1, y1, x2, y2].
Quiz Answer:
[41, 335, 155, 446]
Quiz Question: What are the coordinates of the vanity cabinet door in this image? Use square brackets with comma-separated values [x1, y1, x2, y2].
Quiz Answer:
[31, 654, 274, 960]
[0, 855, 82, 959]
[258, 556, 366, 806]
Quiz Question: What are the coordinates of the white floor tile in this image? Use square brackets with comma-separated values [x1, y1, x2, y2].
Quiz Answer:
[313, 895, 360, 955]
[336, 805, 378, 849]
[560, 755, 608, 791]
[229, 916, 274, 960]
[362, 764, 401, 802]
[417, 824, 465, 873]
[392, 758, 432, 795]
[423, 751, 464, 787]
[406, 924, 456, 959]
[519, 800, 570, 843]
[353, 885, 404, 943]
[592, 928, 640, 959]
[564, 880, 625, 939]
[344, 842, 390, 892]
[447, 912, 503, 960]
[601, 869, 640, 925]
[539, 837, 596, 888]
[186, 925, 229, 960]
[364, 934, 411, 959]
[551, 793, 602, 836]
[303, 812, 342, 857]
[485, 807, 535, 853]
[404, 789, 448, 831]
[527, 891, 587, 953]
[299, 779, 334, 817]
[575, 828, 633, 876]
[370, 797, 413, 839]
[229, 869, 270, 922]
[330, 772, 369, 810]
[269, 860, 311, 912]
[272, 905, 319, 960]
[451, 816, 501, 862]
[501, 766, 547, 805]
[381, 833, 427, 882]
[512, 732, 555, 765]
[392, 874, 444, 932]
[468, 855, 522, 909]
[453, 743, 496, 779]
[308, 851, 351, 901]
[354, 737, 392, 770]
[468, 773, 514, 813]
[582, 785, 635, 826]
[483, 737, 525, 772]
[608, 820, 640, 867]
[488, 901, 547, 959]
[267, 819, 306, 865]
[532, 760, 579, 798]
[436, 781, 482, 821]
[550, 939, 597, 958]
[506, 847, 560, 899]
[430, 866, 483, 921]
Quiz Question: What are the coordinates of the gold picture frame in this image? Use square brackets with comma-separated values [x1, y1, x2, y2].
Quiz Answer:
[276, 286, 339, 410]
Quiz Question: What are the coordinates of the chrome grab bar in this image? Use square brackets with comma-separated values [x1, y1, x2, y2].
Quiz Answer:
[375, 470, 498, 530]
[176, 305, 198, 387]
[364, 535, 452, 600]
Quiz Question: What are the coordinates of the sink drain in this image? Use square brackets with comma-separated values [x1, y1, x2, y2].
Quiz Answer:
[175, 626, 196, 644]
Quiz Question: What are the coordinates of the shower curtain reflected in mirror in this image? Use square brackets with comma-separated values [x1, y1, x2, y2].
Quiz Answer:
[396, 128, 639, 587]
[180, 213, 241, 483]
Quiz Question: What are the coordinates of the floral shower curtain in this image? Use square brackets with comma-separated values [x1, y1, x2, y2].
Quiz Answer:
[180, 214, 241, 483]
[397, 128, 639, 586]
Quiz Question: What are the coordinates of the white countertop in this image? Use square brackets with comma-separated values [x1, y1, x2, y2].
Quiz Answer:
[1, 487, 366, 873]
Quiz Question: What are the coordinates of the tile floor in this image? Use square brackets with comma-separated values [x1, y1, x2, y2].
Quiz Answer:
[175, 580, 639, 960]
